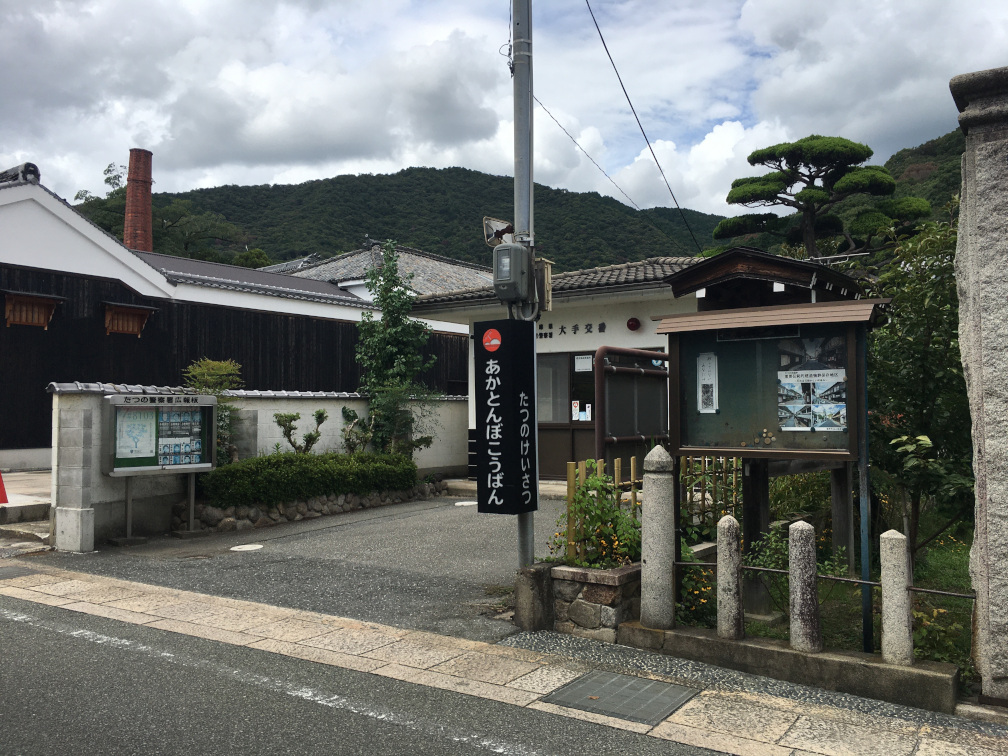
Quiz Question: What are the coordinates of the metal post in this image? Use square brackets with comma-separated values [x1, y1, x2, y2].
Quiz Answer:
[858, 325, 873, 652]
[513, 0, 535, 568]
[188, 473, 196, 532]
[125, 477, 133, 539]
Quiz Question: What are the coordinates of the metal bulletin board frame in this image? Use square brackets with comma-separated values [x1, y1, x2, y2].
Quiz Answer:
[658, 301, 887, 462]
[102, 394, 217, 476]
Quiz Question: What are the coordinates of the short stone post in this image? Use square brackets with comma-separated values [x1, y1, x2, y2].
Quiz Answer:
[789, 521, 823, 653]
[717, 515, 744, 640]
[880, 529, 914, 666]
[641, 445, 676, 630]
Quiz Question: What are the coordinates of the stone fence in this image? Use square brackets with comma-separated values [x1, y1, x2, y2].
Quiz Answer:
[515, 445, 960, 712]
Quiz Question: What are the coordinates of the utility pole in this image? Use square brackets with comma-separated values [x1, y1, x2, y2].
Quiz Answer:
[513, 0, 536, 567]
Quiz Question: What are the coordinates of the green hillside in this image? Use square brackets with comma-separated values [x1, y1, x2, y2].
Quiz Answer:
[884, 129, 965, 212]
[159, 166, 724, 272]
[77, 130, 965, 270]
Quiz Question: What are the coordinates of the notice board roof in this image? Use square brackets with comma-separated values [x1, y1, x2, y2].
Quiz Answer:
[655, 299, 889, 334]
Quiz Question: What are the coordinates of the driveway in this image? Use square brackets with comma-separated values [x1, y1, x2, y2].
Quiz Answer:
[30, 494, 569, 643]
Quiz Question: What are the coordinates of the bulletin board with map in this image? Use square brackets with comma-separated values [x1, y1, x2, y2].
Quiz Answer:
[669, 322, 861, 460]
[103, 394, 217, 475]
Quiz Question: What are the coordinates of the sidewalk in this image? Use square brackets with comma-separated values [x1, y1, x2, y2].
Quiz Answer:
[2, 560, 1006, 756]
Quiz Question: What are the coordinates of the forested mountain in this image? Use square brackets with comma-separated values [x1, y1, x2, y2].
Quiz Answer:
[159, 167, 723, 272]
[75, 130, 966, 270]
[884, 129, 965, 212]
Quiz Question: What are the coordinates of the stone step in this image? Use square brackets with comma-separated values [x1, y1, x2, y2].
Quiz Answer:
[0, 518, 51, 544]
[0, 501, 51, 525]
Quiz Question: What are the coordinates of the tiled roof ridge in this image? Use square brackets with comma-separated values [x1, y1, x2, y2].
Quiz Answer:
[292, 243, 492, 277]
[154, 269, 375, 308]
[553, 255, 696, 280]
[47, 382, 197, 395]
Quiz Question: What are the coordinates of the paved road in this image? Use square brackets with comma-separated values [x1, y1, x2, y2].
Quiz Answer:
[1, 597, 713, 756]
[34, 495, 570, 643]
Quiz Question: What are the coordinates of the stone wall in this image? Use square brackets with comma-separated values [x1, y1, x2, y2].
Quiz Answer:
[551, 563, 641, 643]
[173, 480, 449, 534]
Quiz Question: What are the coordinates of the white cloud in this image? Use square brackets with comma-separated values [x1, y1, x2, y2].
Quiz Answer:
[2, 0, 1006, 229]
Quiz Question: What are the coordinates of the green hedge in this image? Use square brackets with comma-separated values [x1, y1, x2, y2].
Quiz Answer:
[199, 451, 417, 508]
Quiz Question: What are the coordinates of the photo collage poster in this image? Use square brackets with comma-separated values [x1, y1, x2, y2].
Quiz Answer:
[777, 336, 847, 432]
[157, 407, 204, 466]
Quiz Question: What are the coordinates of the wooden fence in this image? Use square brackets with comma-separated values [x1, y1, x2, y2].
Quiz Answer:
[562, 455, 742, 559]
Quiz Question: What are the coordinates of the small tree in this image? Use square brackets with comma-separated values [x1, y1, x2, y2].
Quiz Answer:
[864, 201, 973, 563]
[274, 409, 328, 454]
[183, 358, 243, 463]
[355, 240, 436, 455]
[231, 247, 272, 268]
[713, 135, 930, 257]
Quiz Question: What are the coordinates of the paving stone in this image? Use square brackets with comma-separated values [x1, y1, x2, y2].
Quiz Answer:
[668, 692, 798, 742]
[363, 639, 467, 670]
[779, 715, 918, 756]
[243, 618, 331, 642]
[651, 721, 793, 755]
[59, 585, 145, 604]
[103, 593, 191, 613]
[145, 618, 260, 646]
[374, 663, 540, 706]
[0, 584, 78, 606]
[61, 601, 156, 625]
[29, 579, 96, 596]
[914, 738, 1006, 756]
[302, 628, 400, 656]
[526, 701, 653, 734]
[247, 639, 386, 673]
[507, 665, 585, 694]
[430, 650, 539, 685]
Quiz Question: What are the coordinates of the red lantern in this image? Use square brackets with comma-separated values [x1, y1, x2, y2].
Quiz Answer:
[626, 317, 640, 331]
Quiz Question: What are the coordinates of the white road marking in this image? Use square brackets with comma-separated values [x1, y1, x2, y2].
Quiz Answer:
[0, 605, 549, 756]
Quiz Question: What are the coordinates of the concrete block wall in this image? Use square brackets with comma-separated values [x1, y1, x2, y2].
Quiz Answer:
[49, 385, 197, 550]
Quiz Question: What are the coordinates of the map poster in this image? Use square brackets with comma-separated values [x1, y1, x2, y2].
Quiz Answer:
[777, 337, 847, 432]
[116, 407, 157, 457]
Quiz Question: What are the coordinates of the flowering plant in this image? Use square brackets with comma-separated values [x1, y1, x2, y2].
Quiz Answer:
[548, 460, 641, 569]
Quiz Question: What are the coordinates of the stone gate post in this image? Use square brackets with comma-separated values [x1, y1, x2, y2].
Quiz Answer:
[951, 65, 1008, 701]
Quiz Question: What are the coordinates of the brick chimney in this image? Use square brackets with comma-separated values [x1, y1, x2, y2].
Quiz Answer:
[123, 148, 153, 252]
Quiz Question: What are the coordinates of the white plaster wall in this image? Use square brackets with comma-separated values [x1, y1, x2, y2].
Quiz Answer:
[226, 394, 468, 474]
[0, 187, 173, 298]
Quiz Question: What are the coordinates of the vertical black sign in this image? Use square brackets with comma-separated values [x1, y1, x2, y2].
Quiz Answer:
[475, 319, 538, 514]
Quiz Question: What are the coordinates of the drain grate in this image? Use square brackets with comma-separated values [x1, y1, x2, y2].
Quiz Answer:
[0, 565, 39, 581]
[541, 670, 697, 726]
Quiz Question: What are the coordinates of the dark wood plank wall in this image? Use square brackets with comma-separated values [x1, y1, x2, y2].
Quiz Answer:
[1, 265, 468, 450]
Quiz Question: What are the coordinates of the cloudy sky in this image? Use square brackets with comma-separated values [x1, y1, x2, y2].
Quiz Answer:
[3, 0, 1005, 219]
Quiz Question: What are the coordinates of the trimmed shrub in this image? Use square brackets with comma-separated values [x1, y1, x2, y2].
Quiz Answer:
[199, 451, 417, 508]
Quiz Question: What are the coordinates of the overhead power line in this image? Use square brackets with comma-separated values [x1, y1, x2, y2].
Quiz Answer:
[584, 0, 704, 254]
[533, 96, 693, 256]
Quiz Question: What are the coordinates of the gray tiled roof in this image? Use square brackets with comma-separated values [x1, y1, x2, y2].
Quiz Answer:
[2, 169, 374, 311]
[258, 254, 323, 273]
[290, 243, 493, 296]
[47, 382, 197, 395]
[413, 256, 698, 309]
[132, 250, 375, 308]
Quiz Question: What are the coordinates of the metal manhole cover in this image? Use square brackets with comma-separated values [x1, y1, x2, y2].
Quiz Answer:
[541, 671, 698, 726]
[0, 565, 39, 581]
